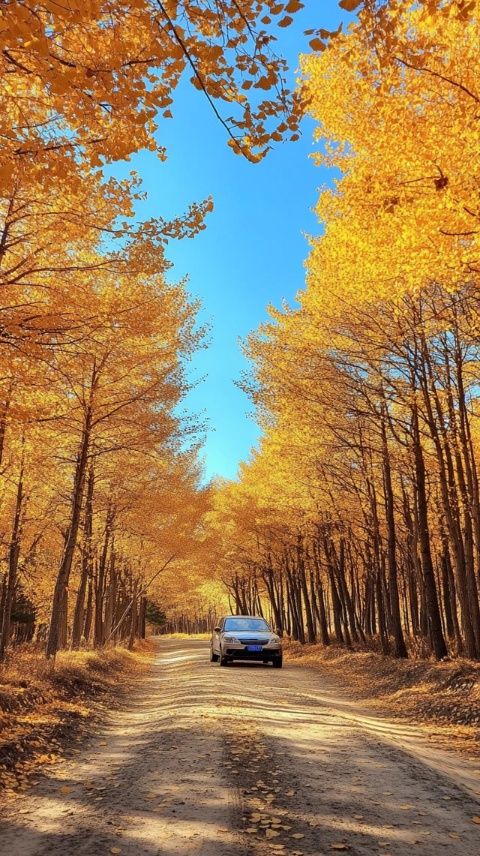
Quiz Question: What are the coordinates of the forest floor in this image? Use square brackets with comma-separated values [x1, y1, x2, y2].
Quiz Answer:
[0, 637, 479, 856]
[0, 643, 153, 795]
[285, 642, 480, 758]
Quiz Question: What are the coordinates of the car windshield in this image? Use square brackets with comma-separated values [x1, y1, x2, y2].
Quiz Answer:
[224, 617, 270, 632]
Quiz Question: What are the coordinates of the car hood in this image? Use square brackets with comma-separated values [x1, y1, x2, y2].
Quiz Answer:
[222, 630, 272, 640]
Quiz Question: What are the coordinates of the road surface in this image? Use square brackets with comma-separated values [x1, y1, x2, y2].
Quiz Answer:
[1, 638, 479, 856]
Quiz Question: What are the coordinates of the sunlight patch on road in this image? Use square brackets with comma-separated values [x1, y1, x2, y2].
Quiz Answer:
[122, 791, 237, 854]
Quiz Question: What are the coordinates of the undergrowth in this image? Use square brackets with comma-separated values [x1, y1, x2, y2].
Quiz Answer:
[285, 640, 480, 754]
[0, 642, 154, 797]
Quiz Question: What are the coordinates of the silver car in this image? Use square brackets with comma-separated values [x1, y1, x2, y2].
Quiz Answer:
[210, 615, 283, 668]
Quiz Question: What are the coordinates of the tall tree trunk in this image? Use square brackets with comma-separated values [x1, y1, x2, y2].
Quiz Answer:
[94, 504, 114, 647]
[312, 540, 330, 645]
[71, 465, 94, 649]
[325, 539, 345, 645]
[420, 341, 479, 657]
[128, 580, 138, 650]
[377, 556, 390, 655]
[381, 415, 408, 658]
[439, 527, 462, 650]
[0, 459, 24, 660]
[412, 405, 448, 659]
[46, 405, 92, 658]
[138, 597, 146, 639]
[0, 382, 13, 470]
[84, 573, 94, 643]
[297, 536, 316, 643]
[104, 550, 117, 642]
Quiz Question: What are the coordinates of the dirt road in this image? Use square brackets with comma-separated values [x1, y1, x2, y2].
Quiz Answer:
[1, 638, 479, 856]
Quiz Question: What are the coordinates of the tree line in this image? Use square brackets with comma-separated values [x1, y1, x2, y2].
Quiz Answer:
[210, 1, 480, 660]
[0, 0, 309, 661]
[1, 1, 476, 660]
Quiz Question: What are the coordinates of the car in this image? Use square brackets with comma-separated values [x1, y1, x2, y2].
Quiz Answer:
[210, 615, 283, 668]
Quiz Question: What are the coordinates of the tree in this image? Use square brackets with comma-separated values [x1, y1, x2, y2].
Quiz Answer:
[1, 0, 303, 182]
[204, 1, 480, 660]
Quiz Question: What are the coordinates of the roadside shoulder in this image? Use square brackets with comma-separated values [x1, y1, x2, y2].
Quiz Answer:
[0, 642, 155, 799]
[284, 641, 480, 757]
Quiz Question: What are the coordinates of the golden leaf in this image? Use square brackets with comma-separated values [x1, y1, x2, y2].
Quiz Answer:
[339, 0, 363, 10]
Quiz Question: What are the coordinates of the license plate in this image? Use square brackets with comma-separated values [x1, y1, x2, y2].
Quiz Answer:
[246, 645, 262, 652]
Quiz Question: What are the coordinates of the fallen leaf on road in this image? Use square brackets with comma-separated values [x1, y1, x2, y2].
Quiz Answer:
[331, 846, 350, 852]
[291, 833, 305, 839]
[59, 785, 73, 795]
[472, 817, 480, 824]
[266, 828, 281, 838]
[110, 849, 122, 854]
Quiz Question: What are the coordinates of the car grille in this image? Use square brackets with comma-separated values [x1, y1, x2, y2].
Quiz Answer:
[241, 638, 266, 646]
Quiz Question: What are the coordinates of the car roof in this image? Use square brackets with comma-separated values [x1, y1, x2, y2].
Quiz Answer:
[221, 615, 267, 621]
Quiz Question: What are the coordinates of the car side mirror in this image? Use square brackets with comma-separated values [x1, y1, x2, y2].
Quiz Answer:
[214, 626, 221, 633]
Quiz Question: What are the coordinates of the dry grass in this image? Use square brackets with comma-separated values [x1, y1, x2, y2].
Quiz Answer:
[285, 641, 480, 755]
[158, 632, 211, 640]
[0, 643, 153, 796]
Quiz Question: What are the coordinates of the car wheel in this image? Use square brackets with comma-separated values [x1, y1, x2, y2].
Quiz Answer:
[210, 648, 219, 663]
[273, 657, 283, 668]
[219, 651, 229, 666]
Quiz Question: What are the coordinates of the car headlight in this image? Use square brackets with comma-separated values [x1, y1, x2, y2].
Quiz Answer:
[269, 635, 281, 644]
[223, 635, 240, 643]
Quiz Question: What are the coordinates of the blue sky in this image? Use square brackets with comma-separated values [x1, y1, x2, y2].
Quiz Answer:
[112, 1, 353, 481]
